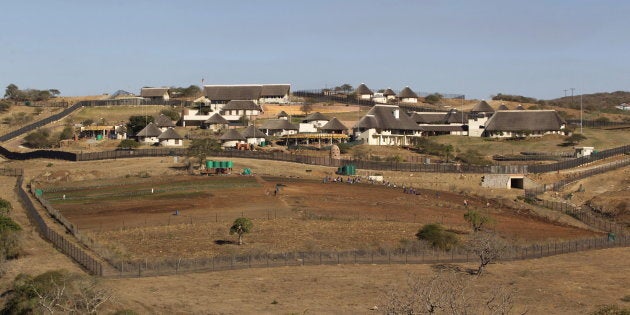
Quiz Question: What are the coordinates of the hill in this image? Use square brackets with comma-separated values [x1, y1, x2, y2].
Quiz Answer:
[546, 90, 630, 112]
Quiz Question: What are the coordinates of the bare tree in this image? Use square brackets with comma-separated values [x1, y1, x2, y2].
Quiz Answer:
[383, 271, 520, 314]
[465, 232, 508, 276]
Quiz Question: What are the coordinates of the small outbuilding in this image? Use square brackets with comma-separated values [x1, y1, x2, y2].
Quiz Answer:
[220, 129, 246, 148]
[355, 83, 374, 100]
[140, 87, 170, 101]
[135, 123, 162, 144]
[241, 125, 267, 145]
[398, 87, 418, 103]
[157, 127, 184, 146]
[204, 113, 230, 131]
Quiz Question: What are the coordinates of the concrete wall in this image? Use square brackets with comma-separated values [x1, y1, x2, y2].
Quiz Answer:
[481, 174, 537, 189]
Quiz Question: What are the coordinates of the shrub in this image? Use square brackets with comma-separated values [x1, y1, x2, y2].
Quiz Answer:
[0, 199, 12, 215]
[160, 108, 181, 122]
[118, 139, 141, 149]
[24, 129, 53, 148]
[0, 215, 21, 233]
[0, 100, 11, 112]
[2, 270, 113, 314]
[590, 304, 630, 315]
[415, 224, 459, 251]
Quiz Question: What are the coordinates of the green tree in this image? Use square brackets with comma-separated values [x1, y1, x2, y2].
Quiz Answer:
[48, 89, 61, 97]
[4, 84, 20, 100]
[564, 133, 587, 146]
[24, 129, 53, 148]
[463, 210, 493, 232]
[424, 93, 442, 105]
[230, 217, 253, 245]
[126, 115, 154, 135]
[415, 224, 459, 251]
[117, 139, 140, 149]
[58, 126, 75, 141]
[187, 138, 221, 168]
[160, 108, 181, 122]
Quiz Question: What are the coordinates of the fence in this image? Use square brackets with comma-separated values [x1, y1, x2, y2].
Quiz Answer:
[527, 145, 630, 173]
[566, 119, 630, 128]
[525, 157, 630, 197]
[533, 199, 627, 236]
[0, 168, 23, 177]
[13, 175, 103, 275]
[105, 235, 628, 278]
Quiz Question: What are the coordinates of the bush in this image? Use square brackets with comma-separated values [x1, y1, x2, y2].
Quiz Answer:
[456, 149, 491, 165]
[118, 139, 141, 149]
[0, 100, 11, 112]
[0, 230, 21, 259]
[0, 198, 12, 215]
[415, 224, 458, 251]
[424, 93, 442, 104]
[23, 129, 53, 148]
[160, 108, 181, 122]
[0, 215, 21, 233]
[2, 270, 113, 314]
[590, 304, 630, 315]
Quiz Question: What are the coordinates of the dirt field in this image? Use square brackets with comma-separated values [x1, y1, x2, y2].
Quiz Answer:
[104, 247, 630, 314]
[31, 159, 598, 261]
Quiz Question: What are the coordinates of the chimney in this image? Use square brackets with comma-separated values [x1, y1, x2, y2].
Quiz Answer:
[393, 109, 400, 119]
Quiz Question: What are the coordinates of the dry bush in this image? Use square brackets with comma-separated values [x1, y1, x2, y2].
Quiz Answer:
[383, 271, 520, 314]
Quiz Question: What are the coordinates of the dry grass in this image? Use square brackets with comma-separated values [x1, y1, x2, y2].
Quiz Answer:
[104, 247, 630, 314]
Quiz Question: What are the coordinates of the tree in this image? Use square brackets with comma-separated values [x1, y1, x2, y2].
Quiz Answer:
[424, 93, 442, 105]
[384, 271, 518, 314]
[4, 84, 20, 100]
[564, 133, 587, 146]
[300, 101, 314, 116]
[463, 210, 493, 232]
[160, 108, 181, 122]
[230, 217, 253, 245]
[24, 129, 53, 148]
[340, 84, 353, 93]
[126, 115, 154, 135]
[48, 89, 61, 97]
[2, 270, 113, 314]
[58, 126, 75, 141]
[416, 224, 459, 251]
[465, 231, 508, 276]
[187, 138, 221, 168]
[443, 144, 454, 163]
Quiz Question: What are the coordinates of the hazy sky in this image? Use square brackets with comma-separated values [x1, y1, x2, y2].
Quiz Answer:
[1, 0, 628, 100]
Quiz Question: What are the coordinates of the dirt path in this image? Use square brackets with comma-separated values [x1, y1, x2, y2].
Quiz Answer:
[0, 176, 83, 291]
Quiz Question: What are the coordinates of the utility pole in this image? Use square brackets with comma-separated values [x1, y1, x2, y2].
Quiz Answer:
[570, 88, 575, 108]
[563, 89, 568, 97]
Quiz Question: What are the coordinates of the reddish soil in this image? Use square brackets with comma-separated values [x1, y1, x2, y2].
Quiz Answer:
[42, 175, 598, 259]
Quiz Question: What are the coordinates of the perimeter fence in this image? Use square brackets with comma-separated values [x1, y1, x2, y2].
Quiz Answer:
[13, 174, 103, 275]
[106, 235, 628, 278]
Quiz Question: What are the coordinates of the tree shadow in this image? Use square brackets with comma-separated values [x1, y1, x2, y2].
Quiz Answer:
[214, 240, 235, 245]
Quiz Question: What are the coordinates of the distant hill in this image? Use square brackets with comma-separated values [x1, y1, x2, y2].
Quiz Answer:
[545, 91, 630, 111]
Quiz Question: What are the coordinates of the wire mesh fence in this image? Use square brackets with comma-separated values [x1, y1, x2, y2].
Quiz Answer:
[104, 235, 628, 278]
[14, 175, 103, 275]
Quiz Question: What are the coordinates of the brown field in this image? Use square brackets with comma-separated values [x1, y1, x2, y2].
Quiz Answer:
[36, 161, 598, 261]
[1, 155, 628, 314]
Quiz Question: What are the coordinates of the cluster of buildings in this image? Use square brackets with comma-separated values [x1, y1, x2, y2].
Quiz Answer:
[354, 101, 567, 146]
[349, 83, 420, 104]
[124, 83, 569, 149]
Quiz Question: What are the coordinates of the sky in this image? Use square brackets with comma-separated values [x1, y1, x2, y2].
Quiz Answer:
[1, 0, 629, 100]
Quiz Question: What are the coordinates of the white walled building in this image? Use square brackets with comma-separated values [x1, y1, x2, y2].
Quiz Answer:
[353, 105, 422, 146]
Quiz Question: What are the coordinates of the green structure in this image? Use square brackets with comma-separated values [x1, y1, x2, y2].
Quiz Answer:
[336, 164, 356, 175]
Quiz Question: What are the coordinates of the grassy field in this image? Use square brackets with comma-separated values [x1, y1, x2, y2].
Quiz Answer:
[65, 105, 173, 125]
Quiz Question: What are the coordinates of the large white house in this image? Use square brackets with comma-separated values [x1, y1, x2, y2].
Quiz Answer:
[201, 84, 291, 110]
[354, 105, 422, 146]
[482, 110, 566, 138]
